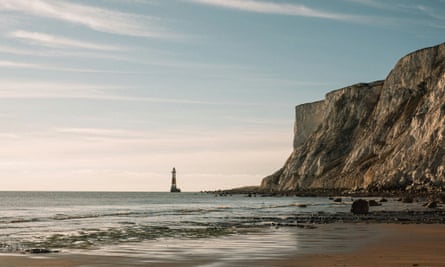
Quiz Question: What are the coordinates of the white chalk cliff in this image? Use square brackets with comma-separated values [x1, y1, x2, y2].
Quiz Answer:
[261, 42, 445, 192]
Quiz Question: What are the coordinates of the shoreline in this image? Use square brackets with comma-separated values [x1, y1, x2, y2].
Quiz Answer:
[1, 224, 445, 266]
[213, 186, 445, 199]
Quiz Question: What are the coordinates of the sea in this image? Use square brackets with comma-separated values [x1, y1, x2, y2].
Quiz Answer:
[0, 192, 382, 264]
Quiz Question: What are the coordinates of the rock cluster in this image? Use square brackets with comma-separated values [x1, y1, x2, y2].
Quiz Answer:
[261, 42, 445, 192]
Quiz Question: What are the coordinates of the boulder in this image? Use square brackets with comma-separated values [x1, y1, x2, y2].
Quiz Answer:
[402, 196, 414, 203]
[351, 199, 369, 214]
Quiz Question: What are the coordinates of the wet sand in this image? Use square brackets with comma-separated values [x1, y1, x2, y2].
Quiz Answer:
[1, 224, 445, 267]
[271, 224, 445, 267]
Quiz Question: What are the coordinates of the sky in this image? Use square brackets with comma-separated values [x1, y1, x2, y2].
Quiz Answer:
[0, 0, 444, 191]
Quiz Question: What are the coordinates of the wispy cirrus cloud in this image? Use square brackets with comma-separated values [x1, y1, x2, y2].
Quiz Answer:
[0, 60, 43, 69]
[0, 81, 230, 105]
[0, 54, 251, 74]
[0, 45, 128, 61]
[189, 0, 445, 29]
[10, 30, 119, 51]
[0, 81, 265, 107]
[343, 0, 388, 9]
[187, 0, 359, 21]
[0, 81, 115, 99]
[0, 0, 170, 37]
[347, 0, 445, 21]
[54, 127, 147, 140]
[0, 60, 145, 73]
[414, 4, 445, 20]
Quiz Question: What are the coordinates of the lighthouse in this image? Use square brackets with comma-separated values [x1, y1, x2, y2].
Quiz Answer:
[170, 167, 181, 192]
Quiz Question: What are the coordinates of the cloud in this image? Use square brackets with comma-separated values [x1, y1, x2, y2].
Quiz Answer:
[0, 59, 197, 74]
[0, 60, 135, 73]
[0, 133, 20, 139]
[0, 44, 129, 62]
[10, 30, 119, 51]
[0, 81, 239, 105]
[0, 0, 170, 37]
[2, 127, 291, 160]
[0, 60, 44, 69]
[414, 4, 445, 20]
[346, 0, 445, 23]
[54, 127, 146, 140]
[343, 0, 387, 9]
[0, 81, 111, 99]
[187, 0, 358, 21]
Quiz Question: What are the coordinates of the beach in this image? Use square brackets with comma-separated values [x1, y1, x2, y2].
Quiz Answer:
[1, 224, 445, 266]
[1, 192, 445, 266]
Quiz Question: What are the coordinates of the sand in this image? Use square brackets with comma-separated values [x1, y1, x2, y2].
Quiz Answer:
[1, 224, 445, 267]
[272, 224, 445, 267]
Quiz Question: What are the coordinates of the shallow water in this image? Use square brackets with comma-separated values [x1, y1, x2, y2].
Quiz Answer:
[90, 224, 383, 264]
[0, 192, 389, 260]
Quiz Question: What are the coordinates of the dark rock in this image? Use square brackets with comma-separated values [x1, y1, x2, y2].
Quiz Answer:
[402, 196, 414, 203]
[333, 198, 342, 202]
[351, 199, 369, 214]
[26, 248, 54, 254]
[369, 200, 382, 206]
[380, 198, 388, 202]
[439, 193, 445, 204]
[424, 201, 438, 208]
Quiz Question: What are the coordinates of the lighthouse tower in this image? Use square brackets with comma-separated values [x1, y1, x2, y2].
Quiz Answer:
[170, 167, 181, 192]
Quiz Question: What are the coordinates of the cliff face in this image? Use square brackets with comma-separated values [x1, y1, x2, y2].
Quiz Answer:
[293, 100, 326, 149]
[261, 42, 445, 192]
